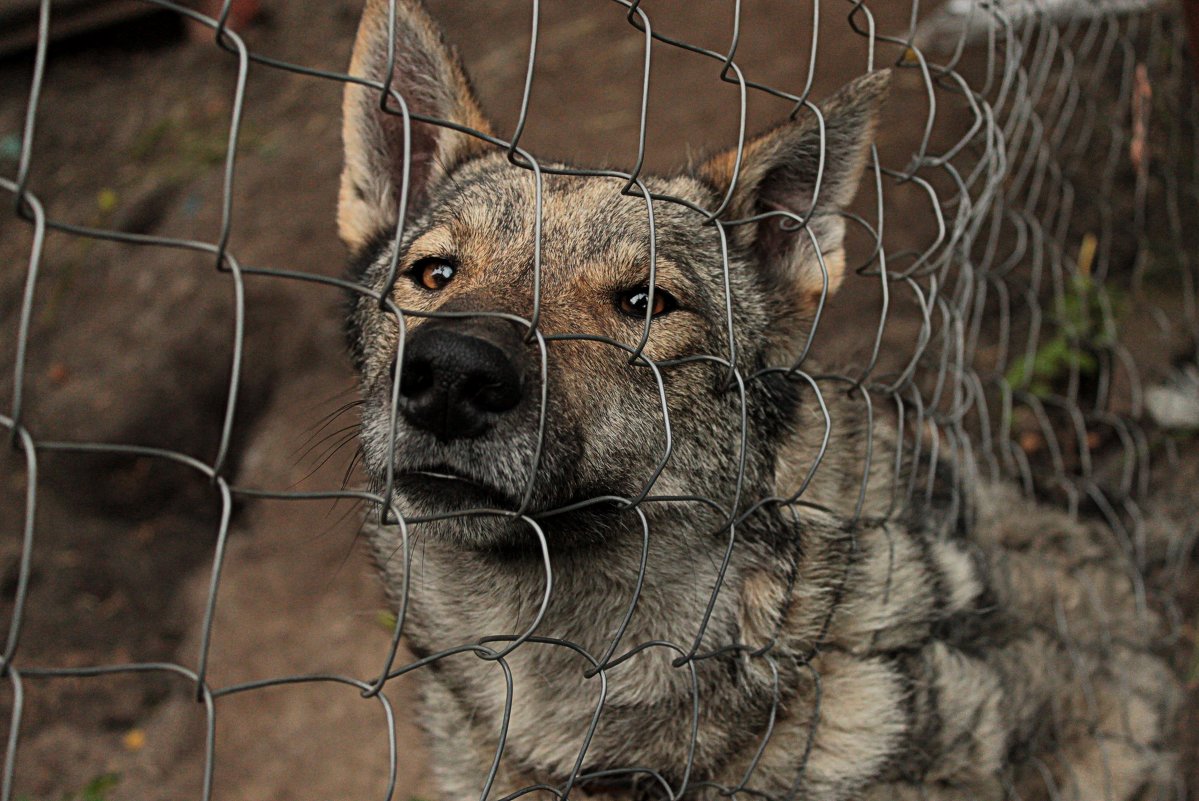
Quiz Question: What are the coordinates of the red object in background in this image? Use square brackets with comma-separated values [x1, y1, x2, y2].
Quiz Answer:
[188, 0, 262, 40]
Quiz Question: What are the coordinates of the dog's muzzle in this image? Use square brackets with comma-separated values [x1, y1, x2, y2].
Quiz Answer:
[396, 319, 524, 441]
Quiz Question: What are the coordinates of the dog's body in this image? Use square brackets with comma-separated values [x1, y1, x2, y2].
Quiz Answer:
[338, 2, 1181, 799]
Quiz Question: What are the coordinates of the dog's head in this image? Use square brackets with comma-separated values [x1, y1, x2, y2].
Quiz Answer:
[340, 0, 888, 548]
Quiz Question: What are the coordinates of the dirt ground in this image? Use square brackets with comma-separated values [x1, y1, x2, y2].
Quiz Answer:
[0, 1, 1195, 799]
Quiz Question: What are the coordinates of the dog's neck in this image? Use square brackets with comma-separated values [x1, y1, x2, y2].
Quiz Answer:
[371, 497, 809, 788]
[385, 498, 788, 652]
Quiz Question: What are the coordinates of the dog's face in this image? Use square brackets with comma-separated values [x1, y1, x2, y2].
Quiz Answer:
[340, 0, 887, 548]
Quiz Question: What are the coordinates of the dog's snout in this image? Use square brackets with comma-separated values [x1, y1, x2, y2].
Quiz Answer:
[398, 325, 523, 441]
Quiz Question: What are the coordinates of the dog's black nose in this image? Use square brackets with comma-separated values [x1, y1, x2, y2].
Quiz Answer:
[398, 325, 523, 440]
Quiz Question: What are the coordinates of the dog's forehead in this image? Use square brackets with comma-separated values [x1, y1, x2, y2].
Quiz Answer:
[432, 159, 718, 269]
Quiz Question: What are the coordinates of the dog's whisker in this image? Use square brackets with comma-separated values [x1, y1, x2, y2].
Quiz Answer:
[288, 430, 363, 490]
[294, 422, 362, 464]
[293, 400, 365, 458]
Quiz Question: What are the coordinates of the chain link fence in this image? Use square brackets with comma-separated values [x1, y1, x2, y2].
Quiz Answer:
[3, 0, 1198, 798]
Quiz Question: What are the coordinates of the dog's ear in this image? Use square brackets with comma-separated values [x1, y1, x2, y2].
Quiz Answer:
[339, 0, 495, 253]
[698, 70, 889, 309]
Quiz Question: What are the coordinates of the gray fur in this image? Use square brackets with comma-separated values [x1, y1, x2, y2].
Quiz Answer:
[338, 3, 1182, 800]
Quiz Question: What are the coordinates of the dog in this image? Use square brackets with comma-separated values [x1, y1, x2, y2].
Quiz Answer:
[337, 2, 1182, 799]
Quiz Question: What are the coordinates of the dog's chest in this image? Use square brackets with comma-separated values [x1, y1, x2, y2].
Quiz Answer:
[393, 534, 784, 780]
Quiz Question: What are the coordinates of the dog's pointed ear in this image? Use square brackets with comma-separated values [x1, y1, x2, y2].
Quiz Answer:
[339, 0, 495, 253]
[697, 70, 890, 308]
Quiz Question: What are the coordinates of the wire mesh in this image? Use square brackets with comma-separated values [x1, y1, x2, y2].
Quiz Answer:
[2, 0, 1198, 799]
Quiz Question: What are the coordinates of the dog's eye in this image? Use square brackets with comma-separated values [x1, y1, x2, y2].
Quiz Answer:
[410, 257, 457, 291]
[616, 287, 677, 319]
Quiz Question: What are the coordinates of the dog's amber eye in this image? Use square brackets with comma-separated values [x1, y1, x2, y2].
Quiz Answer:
[616, 287, 677, 319]
[411, 257, 456, 291]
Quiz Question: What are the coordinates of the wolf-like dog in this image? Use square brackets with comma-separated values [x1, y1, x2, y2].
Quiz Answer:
[337, 2, 1182, 799]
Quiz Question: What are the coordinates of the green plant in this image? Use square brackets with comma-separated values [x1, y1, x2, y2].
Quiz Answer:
[76, 774, 119, 801]
[15, 772, 120, 801]
[1005, 241, 1121, 399]
[377, 609, 398, 632]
